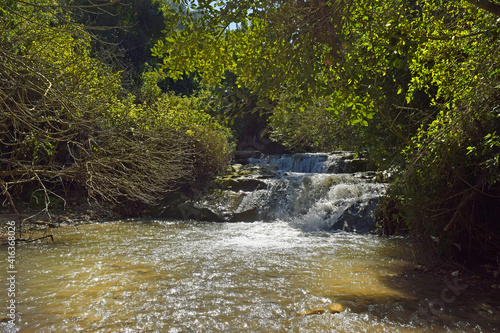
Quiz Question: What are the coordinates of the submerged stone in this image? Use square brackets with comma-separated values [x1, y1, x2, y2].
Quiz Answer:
[297, 303, 344, 316]
[297, 308, 327, 316]
[327, 303, 344, 313]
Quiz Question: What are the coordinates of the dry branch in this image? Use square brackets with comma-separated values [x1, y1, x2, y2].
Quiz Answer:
[0, 1, 202, 217]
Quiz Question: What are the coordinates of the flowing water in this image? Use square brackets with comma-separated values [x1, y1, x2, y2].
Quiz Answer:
[1, 153, 500, 332]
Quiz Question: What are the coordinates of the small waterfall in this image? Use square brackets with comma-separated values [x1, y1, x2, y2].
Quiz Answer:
[182, 153, 386, 233]
[248, 152, 358, 173]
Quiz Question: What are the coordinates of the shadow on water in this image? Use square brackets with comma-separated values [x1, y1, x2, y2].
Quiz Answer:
[1, 220, 500, 332]
[2, 150, 500, 332]
[319, 236, 500, 332]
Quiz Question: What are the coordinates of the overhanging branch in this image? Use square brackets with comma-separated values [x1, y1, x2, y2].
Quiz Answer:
[465, 0, 500, 17]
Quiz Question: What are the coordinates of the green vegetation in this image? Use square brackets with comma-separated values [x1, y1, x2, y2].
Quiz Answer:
[1, 0, 499, 263]
[152, 0, 500, 263]
[0, 0, 232, 218]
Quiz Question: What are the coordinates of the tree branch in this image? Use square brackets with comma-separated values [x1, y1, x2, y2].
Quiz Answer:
[13, 0, 121, 10]
[465, 0, 500, 17]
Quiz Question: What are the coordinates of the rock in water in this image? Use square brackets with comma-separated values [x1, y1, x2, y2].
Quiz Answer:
[297, 308, 327, 316]
[327, 303, 344, 313]
[297, 303, 344, 316]
[172, 152, 386, 227]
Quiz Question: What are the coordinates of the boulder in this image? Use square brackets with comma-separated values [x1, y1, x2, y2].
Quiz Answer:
[229, 207, 259, 222]
[327, 158, 373, 173]
[222, 163, 279, 179]
[330, 199, 379, 234]
[176, 202, 224, 222]
[327, 159, 352, 173]
[218, 178, 268, 192]
[349, 158, 370, 172]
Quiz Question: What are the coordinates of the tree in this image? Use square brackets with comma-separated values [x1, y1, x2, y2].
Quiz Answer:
[0, 0, 122, 219]
[67, 0, 167, 89]
[0, 0, 232, 226]
[153, 0, 498, 125]
[152, 0, 500, 262]
[465, 0, 500, 16]
[383, 0, 500, 262]
[154, 1, 343, 99]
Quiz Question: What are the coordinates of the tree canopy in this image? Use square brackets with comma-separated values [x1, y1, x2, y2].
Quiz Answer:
[152, 0, 500, 261]
[1, 0, 499, 261]
[153, 0, 498, 122]
[0, 0, 232, 220]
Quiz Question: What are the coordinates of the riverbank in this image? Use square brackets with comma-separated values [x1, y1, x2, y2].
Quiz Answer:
[0, 202, 115, 242]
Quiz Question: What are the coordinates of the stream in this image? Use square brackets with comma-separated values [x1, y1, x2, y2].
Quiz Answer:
[1, 153, 500, 332]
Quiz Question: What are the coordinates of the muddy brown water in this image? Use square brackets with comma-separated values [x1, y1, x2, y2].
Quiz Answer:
[2, 220, 500, 332]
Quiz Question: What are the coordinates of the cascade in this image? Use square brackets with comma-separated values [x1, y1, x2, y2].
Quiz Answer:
[183, 152, 387, 233]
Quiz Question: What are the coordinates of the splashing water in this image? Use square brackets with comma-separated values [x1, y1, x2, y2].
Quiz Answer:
[2, 153, 499, 332]
[199, 153, 386, 231]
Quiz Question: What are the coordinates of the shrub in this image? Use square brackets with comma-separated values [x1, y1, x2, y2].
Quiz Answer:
[0, 2, 233, 219]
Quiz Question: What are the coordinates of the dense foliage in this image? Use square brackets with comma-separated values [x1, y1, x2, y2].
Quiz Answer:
[152, 0, 500, 262]
[377, 1, 500, 262]
[0, 0, 232, 219]
[2, 0, 499, 261]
